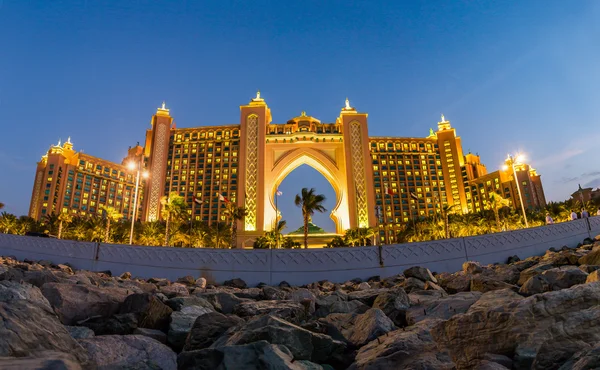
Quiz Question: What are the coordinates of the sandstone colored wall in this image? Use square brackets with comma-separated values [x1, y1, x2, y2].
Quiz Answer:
[0, 217, 598, 286]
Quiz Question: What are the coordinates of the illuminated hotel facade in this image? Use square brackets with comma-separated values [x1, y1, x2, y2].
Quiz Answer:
[29, 94, 546, 246]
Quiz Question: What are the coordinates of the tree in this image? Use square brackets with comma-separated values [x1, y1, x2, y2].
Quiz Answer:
[137, 221, 164, 246]
[160, 192, 188, 246]
[57, 212, 73, 239]
[294, 188, 327, 249]
[100, 206, 123, 243]
[207, 222, 231, 249]
[440, 205, 456, 239]
[0, 212, 18, 234]
[326, 236, 346, 248]
[281, 237, 301, 249]
[223, 203, 247, 248]
[487, 193, 511, 231]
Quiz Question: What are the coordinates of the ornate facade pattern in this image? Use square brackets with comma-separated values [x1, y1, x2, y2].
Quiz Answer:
[30, 171, 43, 219]
[147, 124, 168, 221]
[350, 122, 369, 227]
[244, 115, 259, 231]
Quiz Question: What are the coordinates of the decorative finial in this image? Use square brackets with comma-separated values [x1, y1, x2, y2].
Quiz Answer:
[429, 128, 434, 136]
[345, 98, 350, 109]
[441, 114, 446, 122]
[67, 136, 71, 144]
[57, 138, 61, 146]
[161, 101, 166, 110]
[301, 111, 306, 117]
[256, 90, 260, 100]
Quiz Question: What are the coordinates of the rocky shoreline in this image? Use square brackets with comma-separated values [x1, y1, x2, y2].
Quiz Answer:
[1, 236, 600, 369]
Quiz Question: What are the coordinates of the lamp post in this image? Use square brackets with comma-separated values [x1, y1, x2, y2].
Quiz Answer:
[128, 158, 148, 245]
[505, 154, 529, 228]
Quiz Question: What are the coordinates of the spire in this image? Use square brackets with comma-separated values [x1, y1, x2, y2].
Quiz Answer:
[156, 101, 170, 116]
[345, 98, 350, 109]
[161, 101, 166, 110]
[441, 114, 446, 122]
[438, 113, 451, 130]
[251, 90, 265, 103]
[57, 138, 61, 147]
[341, 97, 356, 113]
[67, 136, 71, 144]
[301, 111, 307, 117]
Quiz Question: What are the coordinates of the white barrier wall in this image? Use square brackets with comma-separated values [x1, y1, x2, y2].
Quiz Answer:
[0, 217, 597, 286]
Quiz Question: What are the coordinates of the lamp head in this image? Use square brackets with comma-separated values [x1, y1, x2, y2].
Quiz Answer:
[127, 162, 136, 171]
[142, 171, 149, 178]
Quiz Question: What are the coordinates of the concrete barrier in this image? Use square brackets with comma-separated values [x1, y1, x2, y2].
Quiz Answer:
[0, 217, 597, 286]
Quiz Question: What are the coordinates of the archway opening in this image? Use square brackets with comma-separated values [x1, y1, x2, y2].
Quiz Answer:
[275, 164, 337, 234]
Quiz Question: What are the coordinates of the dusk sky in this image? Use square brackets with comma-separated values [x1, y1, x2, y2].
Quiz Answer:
[1, 1, 599, 232]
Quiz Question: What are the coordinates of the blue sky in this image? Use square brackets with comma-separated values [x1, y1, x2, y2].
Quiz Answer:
[1, 1, 599, 232]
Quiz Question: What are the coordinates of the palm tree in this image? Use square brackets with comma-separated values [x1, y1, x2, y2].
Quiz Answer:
[294, 188, 327, 249]
[138, 221, 164, 246]
[440, 205, 456, 239]
[160, 192, 188, 246]
[357, 227, 376, 246]
[223, 203, 247, 248]
[67, 217, 88, 241]
[100, 206, 123, 243]
[57, 212, 73, 239]
[0, 212, 18, 234]
[86, 216, 105, 242]
[207, 222, 231, 248]
[487, 193, 511, 231]
[43, 213, 60, 236]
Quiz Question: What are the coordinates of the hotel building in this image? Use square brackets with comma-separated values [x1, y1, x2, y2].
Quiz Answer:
[29, 94, 546, 246]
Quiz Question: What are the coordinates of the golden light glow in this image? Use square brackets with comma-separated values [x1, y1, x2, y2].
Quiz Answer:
[142, 171, 149, 178]
[127, 162, 136, 171]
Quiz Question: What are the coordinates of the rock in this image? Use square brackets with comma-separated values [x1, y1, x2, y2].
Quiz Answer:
[263, 286, 287, 300]
[66, 325, 95, 339]
[233, 287, 264, 300]
[432, 282, 600, 369]
[402, 277, 427, 293]
[507, 255, 521, 264]
[119, 293, 173, 331]
[519, 275, 551, 296]
[403, 266, 437, 283]
[133, 328, 167, 344]
[183, 311, 244, 351]
[372, 288, 410, 326]
[41, 283, 129, 325]
[437, 272, 471, 294]
[224, 278, 247, 289]
[518, 262, 556, 285]
[424, 280, 445, 291]
[315, 299, 369, 318]
[470, 276, 519, 293]
[579, 264, 600, 274]
[347, 288, 388, 306]
[165, 296, 214, 311]
[514, 257, 540, 271]
[490, 264, 521, 285]
[579, 249, 600, 265]
[406, 291, 481, 325]
[541, 249, 583, 266]
[79, 335, 176, 370]
[462, 261, 483, 274]
[520, 266, 588, 296]
[319, 308, 395, 348]
[348, 319, 454, 370]
[195, 277, 207, 288]
[0, 281, 89, 364]
[587, 270, 600, 283]
[179, 340, 319, 370]
[233, 300, 307, 324]
[279, 281, 291, 288]
[0, 351, 82, 370]
[159, 283, 189, 298]
[168, 305, 213, 351]
[19, 270, 63, 287]
[288, 288, 317, 313]
[79, 313, 138, 335]
[212, 315, 346, 365]
[558, 342, 600, 370]
[320, 280, 335, 292]
[119, 272, 132, 279]
[357, 282, 371, 290]
[176, 275, 196, 286]
[196, 291, 249, 314]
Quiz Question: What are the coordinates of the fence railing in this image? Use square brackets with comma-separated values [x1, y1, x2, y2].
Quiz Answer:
[0, 217, 598, 286]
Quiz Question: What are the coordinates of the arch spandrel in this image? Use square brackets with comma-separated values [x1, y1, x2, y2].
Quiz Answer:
[262, 144, 350, 234]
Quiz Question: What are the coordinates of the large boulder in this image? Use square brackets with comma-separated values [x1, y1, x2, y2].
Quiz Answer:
[0, 281, 89, 364]
[79, 335, 176, 370]
[490, 264, 521, 285]
[263, 286, 287, 300]
[319, 308, 395, 348]
[165, 296, 214, 311]
[348, 319, 454, 370]
[287, 288, 317, 313]
[233, 300, 307, 323]
[211, 315, 345, 365]
[119, 293, 173, 331]
[470, 276, 518, 293]
[159, 283, 189, 298]
[518, 262, 558, 285]
[406, 291, 481, 325]
[578, 249, 600, 265]
[168, 305, 213, 351]
[519, 266, 588, 296]
[372, 288, 410, 326]
[403, 266, 437, 283]
[223, 278, 247, 289]
[432, 282, 600, 369]
[41, 283, 129, 325]
[179, 340, 322, 370]
[196, 291, 249, 314]
[436, 272, 471, 294]
[79, 313, 138, 335]
[558, 342, 600, 370]
[183, 311, 244, 351]
[66, 326, 95, 339]
[233, 288, 264, 300]
[315, 299, 369, 318]
[0, 351, 82, 370]
[347, 288, 388, 306]
[133, 328, 167, 344]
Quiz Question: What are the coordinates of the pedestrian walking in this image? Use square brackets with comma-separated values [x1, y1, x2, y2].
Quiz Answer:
[581, 208, 589, 218]
[597, 207, 600, 216]
[545, 213, 554, 225]
[570, 210, 578, 220]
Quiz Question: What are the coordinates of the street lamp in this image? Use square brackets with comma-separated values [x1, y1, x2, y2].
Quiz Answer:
[128, 158, 148, 245]
[503, 154, 529, 228]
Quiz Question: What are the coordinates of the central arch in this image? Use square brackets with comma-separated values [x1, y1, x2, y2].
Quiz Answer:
[262, 146, 350, 234]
